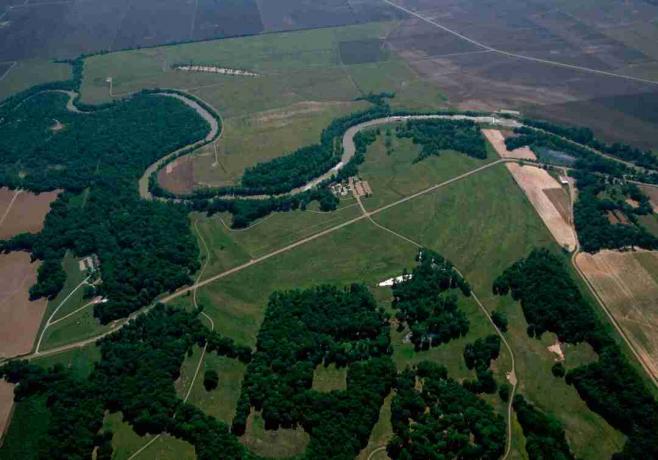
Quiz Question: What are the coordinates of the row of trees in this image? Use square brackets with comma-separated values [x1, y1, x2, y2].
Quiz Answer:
[396, 119, 488, 161]
[523, 118, 658, 171]
[391, 248, 471, 350]
[0, 305, 252, 459]
[494, 249, 658, 459]
[388, 361, 506, 459]
[512, 394, 575, 460]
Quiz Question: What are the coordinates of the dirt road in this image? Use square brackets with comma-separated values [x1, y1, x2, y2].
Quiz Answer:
[8, 159, 508, 363]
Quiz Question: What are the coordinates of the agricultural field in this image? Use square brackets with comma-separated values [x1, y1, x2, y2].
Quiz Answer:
[576, 250, 658, 380]
[0, 0, 399, 62]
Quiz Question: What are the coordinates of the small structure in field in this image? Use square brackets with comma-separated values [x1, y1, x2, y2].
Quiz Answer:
[558, 175, 569, 185]
[377, 274, 412, 287]
[330, 181, 351, 197]
[174, 65, 259, 77]
[496, 109, 521, 117]
[79, 254, 100, 273]
[349, 176, 372, 198]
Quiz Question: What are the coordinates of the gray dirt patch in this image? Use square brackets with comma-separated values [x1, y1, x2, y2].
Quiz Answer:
[339, 39, 386, 65]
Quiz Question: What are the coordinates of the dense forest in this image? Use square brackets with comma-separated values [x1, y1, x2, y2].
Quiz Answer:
[571, 171, 658, 252]
[232, 283, 396, 458]
[0, 91, 209, 192]
[387, 361, 506, 459]
[396, 119, 488, 161]
[493, 249, 658, 459]
[0, 305, 251, 460]
[391, 249, 471, 350]
[0, 86, 210, 321]
[512, 394, 575, 460]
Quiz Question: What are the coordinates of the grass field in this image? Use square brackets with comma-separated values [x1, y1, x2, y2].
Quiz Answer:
[0, 59, 71, 101]
[358, 130, 495, 210]
[80, 23, 396, 110]
[186, 100, 368, 190]
[312, 363, 348, 392]
[0, 395, 49, 460]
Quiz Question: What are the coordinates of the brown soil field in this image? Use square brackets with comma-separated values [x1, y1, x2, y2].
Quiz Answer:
[607, 210, 629, 225]
[482, 129, 536, 160]
[544, 187, 571, 224]
[158, 156, 196, 195]
[0, 251, 47, 358]
[638, 184, 658, 212]
[576, 250, 658, 380]
[0, 379, 13, 444]
[0, 187, 59, 240]
[506, 163, 577, 251]
[625, 198, 640, 209]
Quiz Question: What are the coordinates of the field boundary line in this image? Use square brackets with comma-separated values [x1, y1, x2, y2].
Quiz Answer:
[383, 0, 658, 86]
[0, 61, 16, 82]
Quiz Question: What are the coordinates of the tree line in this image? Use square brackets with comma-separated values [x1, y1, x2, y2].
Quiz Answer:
[512, 394, 575, 460]
[463, 334, 501, 394]
[522, 118, 658, 171]
[493, 249, 658, 459]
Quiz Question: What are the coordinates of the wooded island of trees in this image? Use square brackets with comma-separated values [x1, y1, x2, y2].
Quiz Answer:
[392, 249, 471, 350]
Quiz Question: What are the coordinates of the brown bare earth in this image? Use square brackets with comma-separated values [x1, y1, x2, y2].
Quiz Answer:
[506, 163, 577, 250]
[638, 184, 658, 212]
[0, 187, 59, 240]
[544, 187, 572, 224]
[0, 252, 47, 358]
[158, 156, 196, 195]
[0, 380, 14, 444]
[576, 250, 658, 380]
[482, 129, 536, 160]
[607, 211, 621, 224]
